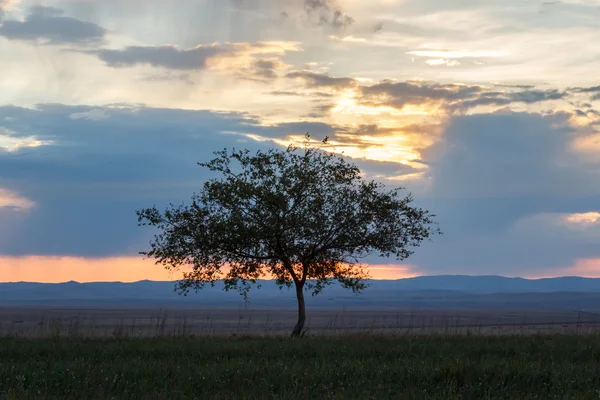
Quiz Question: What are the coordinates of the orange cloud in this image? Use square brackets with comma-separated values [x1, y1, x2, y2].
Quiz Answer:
[367, 263, 420, 280]
[0, 256, 174, 283]
[526, 258, 600, 279]
[0, 256, 419, 283]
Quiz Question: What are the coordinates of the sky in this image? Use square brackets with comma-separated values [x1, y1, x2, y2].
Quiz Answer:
[1, 0, 600, 283]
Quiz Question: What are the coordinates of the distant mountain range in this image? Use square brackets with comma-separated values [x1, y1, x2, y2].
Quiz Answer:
[3, 275, 600, 310]
[0, 275, 600, 309]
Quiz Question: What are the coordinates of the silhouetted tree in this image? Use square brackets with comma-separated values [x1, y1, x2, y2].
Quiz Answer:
[136, 135, 440, 336]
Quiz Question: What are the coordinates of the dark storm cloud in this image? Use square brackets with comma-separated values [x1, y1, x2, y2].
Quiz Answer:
[0, 6, 106, 44]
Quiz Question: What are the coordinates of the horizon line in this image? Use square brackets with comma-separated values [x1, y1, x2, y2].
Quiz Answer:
[0, 274, 594, 285]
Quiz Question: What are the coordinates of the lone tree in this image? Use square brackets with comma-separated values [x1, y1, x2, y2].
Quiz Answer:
[137, 135, 440, 336]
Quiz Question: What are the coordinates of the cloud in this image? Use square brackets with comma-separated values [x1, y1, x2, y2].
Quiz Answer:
[356, 80, 567, 112]
[235, 58, 292, 81]
[425, 59, 461, 67]
[1, 102, 599, 277]
[0, 6, 106, 45]
[235, 108, 600, 277]
[0, 188, 34, 210]
[232, 0, 354, 30]
[302, 103, 336, 118]
[0, 0, 18, 19]
[0, 104, 256, 256]
[407, 50, 509, 59]
[408, 110, 600, 275]
[358, 80, 484, 110]
[510, 89, 566, 103]
[94, 44, 227, 70]
[569, 85, 600, 101]
[286, 70, 356, 89]
[251, 59, 281, 79]
[268, 90, 334, 98]
[0, 127, 53, 152]
[89, 41, 299, 72]
[0, 103, 356, 257]
[424, 111, 594, 198]
[328, 34, 367, 43]
[303, 0, 354, 29]
[571, 85, 600, 93]
[458, 89, 567, 109]
[565, 212, 600, 223]
[239, 122, 436, 170]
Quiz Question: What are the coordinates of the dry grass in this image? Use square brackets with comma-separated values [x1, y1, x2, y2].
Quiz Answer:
[2, 307, 600, 338]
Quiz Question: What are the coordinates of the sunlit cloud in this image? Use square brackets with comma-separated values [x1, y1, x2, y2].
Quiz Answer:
[0, 188, 35, 210]
[565, 212, 600, 225]
[407, 50, 509, 59]
[0, 0, 20, 15]
[425, 58, 461, 67]
[270, 133, 424, 166]
[0, 129, 53, 152]
[571, 131, 600, 163]
[328, 35, 368, 43]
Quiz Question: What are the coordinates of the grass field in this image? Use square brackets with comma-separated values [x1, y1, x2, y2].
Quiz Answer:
[3, 334, 600, 399]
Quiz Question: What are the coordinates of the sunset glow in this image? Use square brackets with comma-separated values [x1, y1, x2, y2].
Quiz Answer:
[0, 256, 419, 283]
[527, 258, 600, 279]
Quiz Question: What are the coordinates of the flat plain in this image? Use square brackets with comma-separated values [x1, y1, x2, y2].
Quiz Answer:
[2, 306, 600, 338]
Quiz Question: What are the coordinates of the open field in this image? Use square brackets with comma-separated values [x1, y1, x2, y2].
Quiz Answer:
[3, 334, 600, 399]
[3, 307, 600, 338]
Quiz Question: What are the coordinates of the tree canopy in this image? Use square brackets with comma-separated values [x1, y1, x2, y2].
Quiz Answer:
[137, 135, 440, 336]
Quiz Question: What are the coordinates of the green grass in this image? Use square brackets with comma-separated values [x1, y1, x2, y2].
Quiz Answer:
[2, 334, 600, 399]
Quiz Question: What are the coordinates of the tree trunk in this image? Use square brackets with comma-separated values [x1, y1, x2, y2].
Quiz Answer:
[291, 282, 306, 337]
